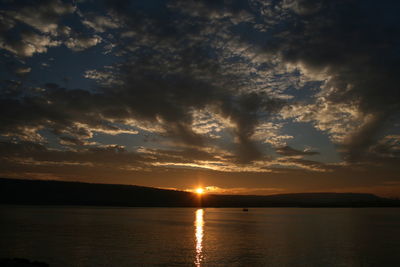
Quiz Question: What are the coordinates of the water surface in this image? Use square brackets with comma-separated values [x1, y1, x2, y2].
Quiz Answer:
[1, 206, 400, 266]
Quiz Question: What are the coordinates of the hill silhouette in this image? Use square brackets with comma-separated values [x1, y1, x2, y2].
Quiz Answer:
[0, 178, 399, 207]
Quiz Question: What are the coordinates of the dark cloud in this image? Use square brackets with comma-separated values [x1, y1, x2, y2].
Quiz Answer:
[1, 0, 400, 189]
[220, 92, 283, 163]
[0, 28, 60, 57]
[255, 0, 400, 160]
[0, 140, 221, 171]
[108, 0, 400, 164]
[6, 0, 75, 33]
[283, 158, 328, 172]
[0, 0, 106, 56]
[89, 2, 284, 162]
[0, 83, 137, 142]
[1, 0, 284, 164]
[106, 56, 283, 162]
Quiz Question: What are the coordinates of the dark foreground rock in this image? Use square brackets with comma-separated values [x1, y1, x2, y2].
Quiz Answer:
[0, 258, 49, 267]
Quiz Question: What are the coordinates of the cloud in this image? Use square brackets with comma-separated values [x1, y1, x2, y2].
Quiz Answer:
[6, 0, 75, 34]
[0, 0, 105, 56]
[281, 158, 328, 172]
[254, 0, 400, 160]
[0, 83, 138, 145]
[1, 0, 399, 184]
[371, 135, 400, 158]
[0, 30, 60, 57]
[0, 140, 226, 173]
[65, 34, 101, 51]
[253, 122, 293, 147]
[92, 36, 284, 163]
[84, 68, 118, 86]
[219, 92, 284, 162]
[276, 146, 319, 156]
[281, 101, 363, 143]
[82, 14, 120, 32]
[0, 0, 76, 57]
[14, 66, 31, 76]
[338, 134, 400, 164]
[0, 13, 15, 32]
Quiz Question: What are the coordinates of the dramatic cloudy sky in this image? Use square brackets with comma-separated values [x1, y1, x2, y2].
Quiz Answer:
[1, 0, 400, 196]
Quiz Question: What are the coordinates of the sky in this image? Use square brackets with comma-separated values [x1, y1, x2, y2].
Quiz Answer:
[0, 0, 400, 197]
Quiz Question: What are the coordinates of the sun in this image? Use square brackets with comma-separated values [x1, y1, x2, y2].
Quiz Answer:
[196, 188, 204, 195]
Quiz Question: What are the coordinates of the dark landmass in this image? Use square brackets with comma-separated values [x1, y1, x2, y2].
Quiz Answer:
[0, 258, 49, 267]
[1, 178, 399, 207]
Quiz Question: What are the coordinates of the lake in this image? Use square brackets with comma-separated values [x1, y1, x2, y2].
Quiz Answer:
[1, 206, 400, 266]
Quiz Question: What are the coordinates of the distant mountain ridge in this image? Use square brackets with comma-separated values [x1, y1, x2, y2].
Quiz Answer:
[0, 178, 399, 207]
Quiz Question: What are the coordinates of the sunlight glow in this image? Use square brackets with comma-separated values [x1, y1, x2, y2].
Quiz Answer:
[196, 188, 204, 195]
[195, 209, 204, 266]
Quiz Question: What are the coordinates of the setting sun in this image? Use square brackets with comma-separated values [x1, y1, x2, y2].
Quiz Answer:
[196, 188, 204, 195]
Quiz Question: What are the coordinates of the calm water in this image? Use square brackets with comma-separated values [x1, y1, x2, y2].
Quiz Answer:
[1, 206, 400, 266]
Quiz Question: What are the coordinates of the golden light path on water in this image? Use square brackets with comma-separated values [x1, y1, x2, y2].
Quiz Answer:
[195, 209, 204, 266]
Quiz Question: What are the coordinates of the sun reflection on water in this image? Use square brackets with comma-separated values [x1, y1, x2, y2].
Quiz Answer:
[195, 209, 204, 266]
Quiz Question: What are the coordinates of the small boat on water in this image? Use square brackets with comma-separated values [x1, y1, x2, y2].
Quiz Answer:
[242, 208, 249, 212]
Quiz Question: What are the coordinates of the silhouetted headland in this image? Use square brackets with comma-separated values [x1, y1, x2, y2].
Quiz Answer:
[1, 178, 399, 207]
[0, 258, 49, 267]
